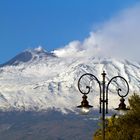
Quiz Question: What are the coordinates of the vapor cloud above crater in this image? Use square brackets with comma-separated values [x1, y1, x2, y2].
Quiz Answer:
[53, 4, 140, 61]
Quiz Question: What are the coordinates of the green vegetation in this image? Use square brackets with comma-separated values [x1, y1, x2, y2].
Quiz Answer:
[94, 93, 140, 140]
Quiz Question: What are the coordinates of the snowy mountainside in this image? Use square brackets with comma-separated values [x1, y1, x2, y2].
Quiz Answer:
[0, 47, 56, 67]
[0, 47, 140, 112]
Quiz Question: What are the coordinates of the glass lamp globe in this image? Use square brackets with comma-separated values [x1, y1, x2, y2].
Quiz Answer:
[115, 97, 130, 116]
[77, 95, 93, 115]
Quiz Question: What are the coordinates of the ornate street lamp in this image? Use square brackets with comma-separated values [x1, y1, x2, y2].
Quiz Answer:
[77, 71, 129, 140]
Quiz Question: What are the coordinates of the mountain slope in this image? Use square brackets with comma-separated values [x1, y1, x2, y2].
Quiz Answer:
[0, 47, 56, 67]
[0, 47, 140, 112]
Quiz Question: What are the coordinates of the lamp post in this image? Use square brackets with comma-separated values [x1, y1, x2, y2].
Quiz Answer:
[77, 71, 129, 140]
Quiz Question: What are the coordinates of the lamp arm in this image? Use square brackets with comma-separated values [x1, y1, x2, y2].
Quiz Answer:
[106, 76, 129, 113]
[77, 73, 102, 112]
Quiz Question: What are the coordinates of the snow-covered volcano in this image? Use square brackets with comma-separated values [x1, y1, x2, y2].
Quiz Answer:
[0, 47, 140, 112]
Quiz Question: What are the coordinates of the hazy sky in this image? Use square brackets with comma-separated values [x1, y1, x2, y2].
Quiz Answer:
[0, 0, 139, 63]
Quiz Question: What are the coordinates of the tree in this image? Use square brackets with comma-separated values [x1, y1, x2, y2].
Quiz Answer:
[93, 93, 140, 140]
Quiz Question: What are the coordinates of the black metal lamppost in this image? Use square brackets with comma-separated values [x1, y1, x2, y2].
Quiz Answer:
[77, 71, 129, 140]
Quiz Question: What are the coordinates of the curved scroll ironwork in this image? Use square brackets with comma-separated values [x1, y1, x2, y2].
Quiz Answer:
[78, 73, 101, 95]
[106, 76, 129, 97]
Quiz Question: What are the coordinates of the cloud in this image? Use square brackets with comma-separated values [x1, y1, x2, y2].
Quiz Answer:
[53, 33, 101, 58]
[53, 3, 140, 61]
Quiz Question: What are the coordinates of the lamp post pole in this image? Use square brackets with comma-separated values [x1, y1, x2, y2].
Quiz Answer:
[102, 71, 106, 140]
[77, 71, 129, 140]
